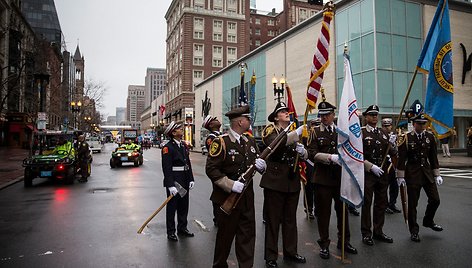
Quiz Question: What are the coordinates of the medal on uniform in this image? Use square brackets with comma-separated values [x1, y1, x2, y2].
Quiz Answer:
[426, 138, 430, 143]
[250, 146, 255, 153]
[383, 134, 387, 140]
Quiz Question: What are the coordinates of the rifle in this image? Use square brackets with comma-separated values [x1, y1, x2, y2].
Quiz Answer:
[220, 122, 294, 215]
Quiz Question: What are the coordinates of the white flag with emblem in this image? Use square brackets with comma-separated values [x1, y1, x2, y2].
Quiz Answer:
[337, 52, 364, 208]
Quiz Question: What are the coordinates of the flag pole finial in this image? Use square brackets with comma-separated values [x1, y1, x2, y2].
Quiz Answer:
[344, 42, 348, 54]
[320, 87, 326, 102]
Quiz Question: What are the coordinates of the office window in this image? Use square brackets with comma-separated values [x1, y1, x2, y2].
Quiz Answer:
[228, 21, 237, 31]
[255, 18, 260, 24]
[255, 29, 261, 35]
[214, 0, 223, 12]
[267, 19, 274, 26]
[194, 43, 203, 53]
[228, 34, 237, 43]
[213, 20, 223, 30]
[227, 47, 236, 56]
[194, 0, 204, 8]
[194, 17, 204, 28]
[193, 56, 203, 66]
[255, 40, 261, 46]
[268, 30, 274, 37]
[212, 59, 222, 67]
[213, 32, 223, 41]
[193, 70, 203, 79]
[194, 31, 203, 39]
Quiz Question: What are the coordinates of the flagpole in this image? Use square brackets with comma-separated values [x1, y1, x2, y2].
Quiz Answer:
[380, 68, 418, 169]
[342, 202, 346, 263]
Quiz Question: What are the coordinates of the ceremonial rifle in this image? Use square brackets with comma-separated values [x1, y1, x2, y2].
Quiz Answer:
[220, 123, 294, 215]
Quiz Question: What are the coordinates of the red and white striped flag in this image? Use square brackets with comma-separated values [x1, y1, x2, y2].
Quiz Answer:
[306, 10, 334, 110]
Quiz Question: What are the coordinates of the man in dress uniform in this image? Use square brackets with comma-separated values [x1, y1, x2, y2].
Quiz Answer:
[203, 115, 222, 226]
[307, 101, 357, 260]
[205, 105, 266, 268]
[382, 118, 401, 214]
[162, 121, 195, 242]
[396, 113, 443, 242]
[260, 102, 306, 268]
[360, 105, 397, 246]
[76, 135, 90, 183]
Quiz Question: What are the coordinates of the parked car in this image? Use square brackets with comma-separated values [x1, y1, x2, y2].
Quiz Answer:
[86, 136, 103, 153]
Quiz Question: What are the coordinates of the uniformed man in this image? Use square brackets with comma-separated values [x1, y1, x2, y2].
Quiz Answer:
[162, 121, 195, 242]
[205, 105, 266, 268]
[360, 105, 397, 246]
[77, 135, 90, 183]
[260, 102, 306, 268]
[382, 118, 401, 214]
[396, 113, 443, 242]
[203, 115, 222, 226]
[307, 101, 357, 260]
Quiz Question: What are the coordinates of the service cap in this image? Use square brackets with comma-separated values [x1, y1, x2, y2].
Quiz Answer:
[164, 121, 182, 137]
[225, 105, 250, 120]
[318, 101, 336, 115]
[381, 118, 393, 126]
[202, 115, 217, 130]
[362, 105, 380, 116]
[268, 102, 288, 122]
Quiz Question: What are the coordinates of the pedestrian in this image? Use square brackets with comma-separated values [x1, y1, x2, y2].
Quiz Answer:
[260, 102, 306, 268]
[382, 118, 401, 214]
[205, 105, 266, 268]
[396, 113, 443, 242]
[306, 101, 357, 260]
[76, 135, 90, 183]
[162, 121, 195, 242]
[360, 105, 397, 246]
[440, 137, 451, 157]
[202, 115, 222, 226]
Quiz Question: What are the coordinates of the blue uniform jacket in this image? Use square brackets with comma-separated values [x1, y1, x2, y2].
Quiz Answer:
[162, 139, 194, 189]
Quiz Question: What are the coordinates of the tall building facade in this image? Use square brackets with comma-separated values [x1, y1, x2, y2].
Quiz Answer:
[21, 0, 61, 45]
[164, 0, 251, 123]
[116, 107, 126, 125]
[126, 85, 145, 123]
[144, 68, 166, 108]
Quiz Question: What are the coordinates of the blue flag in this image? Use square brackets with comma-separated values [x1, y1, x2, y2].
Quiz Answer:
[417, 0, 453, 138]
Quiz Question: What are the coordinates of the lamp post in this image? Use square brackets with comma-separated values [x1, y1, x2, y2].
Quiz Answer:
[70, 100, 82, 130]
[84, 116, 92, 132]
[272, 74, 285, 103]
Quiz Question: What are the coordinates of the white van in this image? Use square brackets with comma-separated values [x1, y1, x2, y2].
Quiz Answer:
[86, 136, 103, 153]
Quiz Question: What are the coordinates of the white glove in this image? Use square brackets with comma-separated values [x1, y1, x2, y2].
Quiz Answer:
[231, 181, 245, 193]
[254, 158, 266, 173]
[389, 134, 397, 146]
[371, 164, 384, 177]
[295, 125, 305, 136]
[397, 177, 406, 187]
[435, 176, 443, 186]
[189, 181, 195, 190]
[329, 154, 341, 166]
[168, 186, 178, 196]
[295, 143, 307, 158]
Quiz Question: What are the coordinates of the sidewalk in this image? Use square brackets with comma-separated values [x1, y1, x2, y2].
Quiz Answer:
[0, 148, 470, 190]
[0, 147, 29, 189]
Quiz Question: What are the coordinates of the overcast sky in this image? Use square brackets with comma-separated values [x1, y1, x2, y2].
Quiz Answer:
[55, 0, 284, 118]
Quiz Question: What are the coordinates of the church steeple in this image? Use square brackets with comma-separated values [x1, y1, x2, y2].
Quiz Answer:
[74, 44, 82, 61]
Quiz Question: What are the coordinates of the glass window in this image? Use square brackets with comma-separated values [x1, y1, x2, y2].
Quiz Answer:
[213, 33, 223, 41]
[255, 40, 261, 46]
[406, 2, 421, 38]
[228, 34, 237, 43]
[360, 71, 374, 108]
[375, 0, 391, 33]
[377, 33, 391, 69]
[350, 38, 361, 74]
[393, 71, 408, 109]
[213, 20, 223, 30]
[407, 37, 422, 70]
[408, 72, 424, 103]
[360, 0, 373, 34]
[361, 33, 374, 70]
[255, 29, 261, 35]
[392, 35, 407, 71]
[228, 22, 237, 31]
[255, 18, 260, 25]
[391, 0, 406, 36]
[194, 31, 203, 39]
[335, 10, 348, 46]
[348, 4, 360, 39]
[377, 70, 393, 108]
[336, 45, 345, 79]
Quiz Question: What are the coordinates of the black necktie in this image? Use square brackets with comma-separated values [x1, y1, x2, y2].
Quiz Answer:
[327, 126, 332, 133]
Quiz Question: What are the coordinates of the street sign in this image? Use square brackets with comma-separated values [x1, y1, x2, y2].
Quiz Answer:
[38, 112, 48, 121]
[410, 100, 424, 115]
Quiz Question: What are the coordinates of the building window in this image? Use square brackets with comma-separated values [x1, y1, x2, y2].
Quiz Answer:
[213, 20, 223, 30]
[194, 31, 204, 39]
[194, 0, 204, 8]
[214, 0, 223, 12]
[299, 8, 308, 23]
[227, 60, 235, 65]
[213, 46, 223, 58]
[193, 70, 203, 79]
[255, 29, 261, 35]
[213, 32, 223, 41]
[268, 30, 274, 37]
[212, 59, 222, 67]
[193, 56, 203, 66]
[194, 17, 204, 28]
[255, 40, 261, 47]
[228, 34, 237, 43]
[194, 43, 204, 53]
[227, 47, 237, 57]
[255, 18, 261, 25]
[228, 21, 237, 31]
[268, 19, 274, 26]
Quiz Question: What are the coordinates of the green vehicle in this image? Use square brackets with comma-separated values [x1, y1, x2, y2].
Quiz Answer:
[22, 131, 91, 187]
[109, 146, 143, 168]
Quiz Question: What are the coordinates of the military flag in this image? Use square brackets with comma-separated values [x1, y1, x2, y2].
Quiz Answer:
[417, 0, 454, 138]
[337, 52, 364, 208]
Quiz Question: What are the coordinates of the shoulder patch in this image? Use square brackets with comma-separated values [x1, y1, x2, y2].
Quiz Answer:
[263, 124, 275, 138]
[162, 147, 169, 154]
[209, 137, 223, 157]
[397, 134, 406, 147]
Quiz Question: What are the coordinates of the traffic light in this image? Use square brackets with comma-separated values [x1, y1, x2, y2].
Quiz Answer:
[308, 0, 323, 5]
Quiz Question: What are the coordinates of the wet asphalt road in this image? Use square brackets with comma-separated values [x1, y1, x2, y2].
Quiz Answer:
[0, 143, 471, 268]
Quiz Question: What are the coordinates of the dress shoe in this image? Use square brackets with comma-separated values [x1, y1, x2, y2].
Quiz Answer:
[177, 229, 194, 237]
[265, 260, 277, 268]
[373, 233, 394, 243]
[385, 207, 394, 214]
[337, 243, 358, 254]
[283, 254, 306, 263]
[362, 236, 374, 246]
[410, 233, 421, 242]
[319, 248, 330, 259]
[308, 212, 315, 219]
[348, 207, 360, 216]
[423, 223, 443, 232]
[167, 234, 178, 241]
[390, 205, 401, 213]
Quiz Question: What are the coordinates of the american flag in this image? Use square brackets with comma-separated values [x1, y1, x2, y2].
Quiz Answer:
[306, 10, 333, 110]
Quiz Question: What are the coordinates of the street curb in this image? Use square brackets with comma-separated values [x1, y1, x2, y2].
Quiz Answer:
[0, 176, 23, 190]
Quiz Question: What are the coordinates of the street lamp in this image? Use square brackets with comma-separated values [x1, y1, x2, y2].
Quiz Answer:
[70, 100, 82, 130]
[272, 74, 285, 103]
[84, 116, 92, 132]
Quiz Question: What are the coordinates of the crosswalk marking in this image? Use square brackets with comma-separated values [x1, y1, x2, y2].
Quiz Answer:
[440, 168, 472, 179]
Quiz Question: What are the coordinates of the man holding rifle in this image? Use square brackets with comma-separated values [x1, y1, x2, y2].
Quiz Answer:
[205, 105, 266, 268]
[260, 102, 306, 268]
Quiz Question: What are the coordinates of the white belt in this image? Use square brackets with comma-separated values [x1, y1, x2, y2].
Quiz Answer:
[172, 166, 188, 171]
